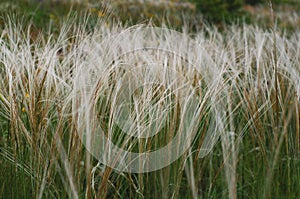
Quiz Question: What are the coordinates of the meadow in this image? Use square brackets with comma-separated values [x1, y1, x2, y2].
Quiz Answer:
[0, 1, 300, 199]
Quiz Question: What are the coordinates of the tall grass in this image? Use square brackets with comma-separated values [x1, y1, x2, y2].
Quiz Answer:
[0, 14, 299, 198]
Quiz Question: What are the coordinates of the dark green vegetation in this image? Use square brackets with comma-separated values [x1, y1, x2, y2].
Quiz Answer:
[1, 0, 300, 30]
[190, 0, 245, 23]
[190, 0, 300, 24]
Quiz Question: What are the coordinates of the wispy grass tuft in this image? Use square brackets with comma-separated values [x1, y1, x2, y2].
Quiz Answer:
[0, 12, 299, 198]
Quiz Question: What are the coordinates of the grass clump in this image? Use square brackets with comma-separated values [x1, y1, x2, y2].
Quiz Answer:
[0, 10, 300, 199]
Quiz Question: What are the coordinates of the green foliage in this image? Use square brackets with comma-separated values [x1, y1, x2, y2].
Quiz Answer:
[189, 0, 298, 24]
[0, 0, 86, 30]
[190, 0, 245, 23]
[245, 0, 292, 5]
[245, 0, 264, 5]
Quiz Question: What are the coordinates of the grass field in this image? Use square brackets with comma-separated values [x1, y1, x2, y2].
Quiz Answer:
[0, 1, 300, 199]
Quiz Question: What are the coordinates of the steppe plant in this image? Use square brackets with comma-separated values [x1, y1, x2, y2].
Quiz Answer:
[0, 12, 299, 199]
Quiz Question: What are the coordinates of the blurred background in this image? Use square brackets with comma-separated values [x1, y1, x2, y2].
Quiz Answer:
[0, 0, 299, 31]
